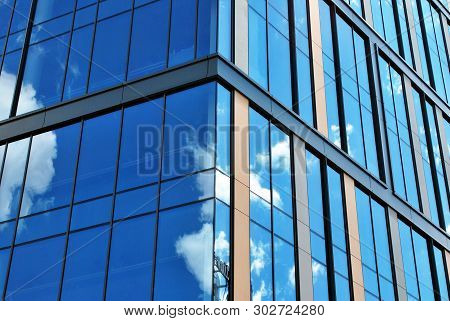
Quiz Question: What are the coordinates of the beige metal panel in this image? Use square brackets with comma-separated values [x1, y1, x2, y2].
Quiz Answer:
[232, 91, 250, 301]
[405, 0, 423, 76]
[234, 0, 249, 74]
[441, 13, 450, 61]
[293, 136, 313, 300]
[233, 209, 251, 300]
[435, 108, 450, 203]
[404, 77, 431, 219]
[308, 0, 328, 136]
[343, 174, 365, 300]
[388, 208, 408, 301]
[362, 0, 373, 27]
[446, 251, 450, 286]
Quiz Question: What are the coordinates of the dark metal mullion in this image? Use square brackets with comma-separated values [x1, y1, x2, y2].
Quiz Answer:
[287, 0, 299, 115]
[427, 237, 441, 300]
[165, 0, 173, 69]
[60, 0, 80, 102]
[123, 0, 136, 82]
[101, 107, 125, 301]
[391, 0, 406, 59]
[230, 0, 235, 63]
[383, 203, 399, 300]
[0, 0, 18, 72]
[228, 89, 235, 301]
[366, 195, 383, 300]
[9, 0, 38, 118]
[321, 160, 337, 301]
[84, 0, 100, 94]
[408, 225, 422, 300]
[1, 136, 32, 301]
[214, 0, 219, 54]
[149, 95, 167, 301]
[265, 0, 270, 93]
[267, 120, 275, 301]
[57, 121, 84, 300]
[193, 0, 200, 59]
[330, 4, 348, 153]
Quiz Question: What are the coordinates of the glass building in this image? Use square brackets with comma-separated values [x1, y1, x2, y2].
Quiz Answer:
[0, 0, 449, 301]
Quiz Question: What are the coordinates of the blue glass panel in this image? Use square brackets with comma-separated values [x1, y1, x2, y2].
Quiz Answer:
[0, 138, 29, 223]
[250, 192, 271, 230]
[197, 0, 217, 58]
[31, 14, 72, 43]
[34, 0, 75, 24]
[70, 196, 112, 231]
[98, 0, 131, 20]
[106, 215, 155, 300]
[355, 189, 376, 270]
[75, 111, 121, 201]
[9, 0, 32, 33]
[0, 248, 10, 298]
[0, 220, 15, 248]
[216, 85, 231, 175]
[89, 13, 130, 92]
[159, 170, 215, 210]
[127, 0, 169, 80]
[217, 0, 231, 59]
[6, 236, 65, 300]
[168, 0, 196, 67]
[16, 208, 69, 244]
[162, 83, 215, 179]
[213, 200, 230, 300]
[0, 0, 14, 37]
[154, 200, 214, 300]
[117, 99, 163, 191]
[61, 226, 109, 300]
[249, 7, 268, 89]
[17, 34, 69, 114]
[412, 231, 434, 300]
[296, 49, 314, 126]
[21, 124, 80, 216]
[379, 276, 395, 301]
[335, 273, 350, 301]
[371, 199, 392, 282]
[433, 246, 449, 301]
[63, 25, 94, 100]
[306, 152, 324, 237]
[273, 237, 295, 300]
[74, 4, 96, 28]
[312, 259, 328, 300]
[273, 208, 293, 243]
[0, 50, 21, 120]
[250, 222, 273, 301]
[398, 220, 420, 300]
[114, 184, 158, 220]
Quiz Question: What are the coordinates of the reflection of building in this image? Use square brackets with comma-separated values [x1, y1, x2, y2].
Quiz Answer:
[0, 0, 450, 301]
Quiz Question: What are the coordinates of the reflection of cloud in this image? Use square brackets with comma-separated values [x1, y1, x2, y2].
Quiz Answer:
[175, 223, 214, 296]
[215, 171, 230, 205]
[257, 137, 290, 173]
[330, 124, 341, 147]
[312, 261, 326, 284]
[289, 265, 296, 288]
[214, 230, 229, 260]
[250, 238, 269, 277]
[20, 132, 57, 216]
[252, 280, 267, 301]
[0, 139, 29, 222]
[250, 173, 281, 207]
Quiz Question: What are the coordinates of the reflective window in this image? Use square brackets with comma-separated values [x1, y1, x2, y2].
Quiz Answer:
[61, 226, 109, 300]
[433, 246, 449, 301]
[355, 188, 395, 300]
[6, 236, 65, 300]
[127, 0, 169, 80]
[21, 124, 80, 216]
[117, 98, 164, 191]
[378, 57, 419, 208]
[88, 12, 131, 93]
[106, 215, 155, 301]
[74, 111, 121, 202]
[162, 83, 215, 179]
[154, 200, 214, 300]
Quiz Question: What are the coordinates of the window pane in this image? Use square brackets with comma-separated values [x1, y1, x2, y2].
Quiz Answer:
[154, 200, 214, 300]
[433, 246, 449, 301]
[250, 222, 273, 301]
[162, 83, 215, 179]
[17, 35, 70, 114]
[0, 51, 22, 120]
[168, 0, 196, 67]
[34, 0, 75, 24]
[0, 138, 30, 223]
[106, 215, 155, 301]
[249, 7, 268, 89]
[196, 0, 217, 58]
[412, 231, 434, 300]
[61, 226, 109, 300]
[70, 196, 112, 231]
[88, 13, 130, 92]
[75, 111, 121, 202]
[273, 237, 296, 300]
[117, 98, 164, 191]
[127, 0, 169, 80]
[113, 185, 158, 220]
[21, 124, 80, 216]
[6, 236, 65, 300]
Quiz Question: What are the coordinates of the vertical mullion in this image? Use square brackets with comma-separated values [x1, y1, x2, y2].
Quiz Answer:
[165, 0, 173, 69]
[265, 0, 270, 92]
[268, 121, 275, 301]
[288, 0, 299, 115]
[194, 0, 199, 59]
[84, 0, 100, 93]
[60, 0, 79, 102]
[408, 226, 422, 300]
[427, 237, 441, 300]
[57, 121, 84, 300]
[124, 0, 136, 82]
[102, 107, 125, 301]
[1, 136, 32, 300]
[9, 0, 38, 118]
[150, 95, 167, 301]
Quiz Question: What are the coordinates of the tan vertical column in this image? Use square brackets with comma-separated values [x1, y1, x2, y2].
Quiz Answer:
[387, 208, 408, 301]
[434, 108, 450, 195]
[404, 77, 431, 219]
[405, 0, 423, 76]
[293, 137, 313, 300]
[362, 0, 373, 27]
[308, 0, 328, 136]
[232, 91, 250, 301]
[445, 251, 450, 285]
[343, 174, 365, 300]
[441, 13, 450, 60]
[234, 0, 249, 74]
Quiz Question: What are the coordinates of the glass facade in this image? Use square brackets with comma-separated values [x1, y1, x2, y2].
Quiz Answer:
[0, 81, 232, 300]
[0, 0, 449, 302]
